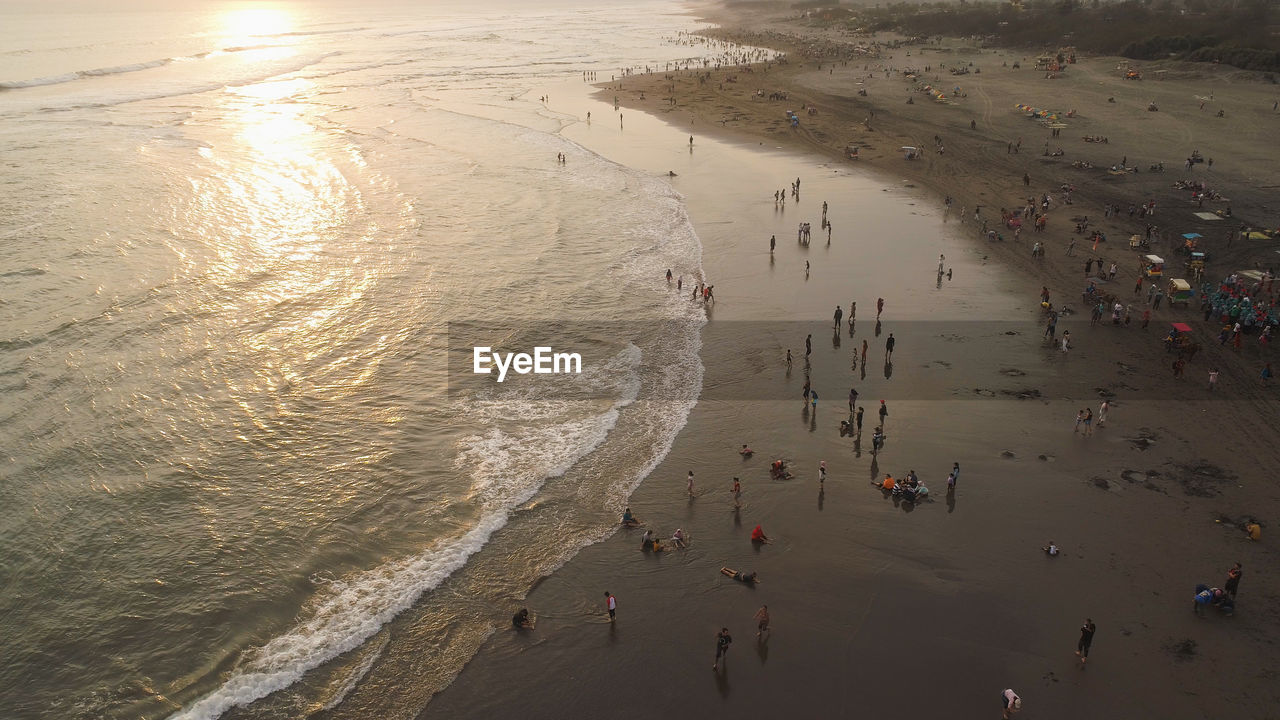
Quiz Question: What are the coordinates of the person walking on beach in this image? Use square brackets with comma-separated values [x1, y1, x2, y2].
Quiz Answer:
[834, 305, 844, 329]
[732, 477, 741, 507]
[1045, 313, 1057, 342]
[884, 333, 896, 361]
[1001, 689, 1022, 718]
[805, 334, 812, 359]
[770, 235, 775, 253]
[754, 605, 770, 638]
[861, 339, 868, 365]
[878, 399, 888, 425]
[802, 378, 811, 405]
[1076, 619, 1096, 664]
[785, 349, 793, 369]
[1074, 409, 1085, 434]
[687, 470, 696, 498]
[849, 387, 859, 413]
[604, 591, 617, 622]
[1225, 562, 1243, 597]
[713, 627, 733, 670]
[855, 406, 865, 434]
[1208, 368, 1219, 390]
[818, 460, 827, 487]
[876, 297, 885, 319]
[811, 390, 818, 410]
[1060, 330, 1071, 353]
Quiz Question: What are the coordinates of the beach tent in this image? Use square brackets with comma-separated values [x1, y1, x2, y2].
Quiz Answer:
[1171, 322, 1193, 333]
[1182, 233, 1203, 240]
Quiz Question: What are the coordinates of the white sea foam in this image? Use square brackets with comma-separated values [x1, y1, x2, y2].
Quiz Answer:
[0, 58, 174, 89]
[166, 347, 654, 720]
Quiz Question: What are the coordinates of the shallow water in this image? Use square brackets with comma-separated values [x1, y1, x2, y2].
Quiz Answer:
[0, 2, 733, 717]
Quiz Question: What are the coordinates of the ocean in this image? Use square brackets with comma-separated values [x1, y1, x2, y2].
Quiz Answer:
[0, 2, 744, 717]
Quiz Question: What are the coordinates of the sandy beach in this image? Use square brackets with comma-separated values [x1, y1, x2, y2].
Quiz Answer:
[420, 6, 1280, 720]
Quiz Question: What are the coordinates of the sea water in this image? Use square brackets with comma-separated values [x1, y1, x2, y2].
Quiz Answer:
[0, 1, 729, 717]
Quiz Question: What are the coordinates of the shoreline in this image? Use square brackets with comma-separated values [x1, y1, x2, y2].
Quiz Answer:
[420, 15, 1280, 720]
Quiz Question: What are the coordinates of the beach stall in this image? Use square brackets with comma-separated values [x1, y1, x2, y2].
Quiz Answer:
[1164, 322, 1194, 351]
[1167, 278, 1193, 306]
[1141, 254, 1165, 278]
[1180, 232, 1203, 254]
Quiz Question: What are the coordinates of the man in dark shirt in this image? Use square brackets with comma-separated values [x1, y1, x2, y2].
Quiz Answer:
[1076, 619, 1096, 663]
[713, 628, 733, 670]
[513, 608, 532, 630]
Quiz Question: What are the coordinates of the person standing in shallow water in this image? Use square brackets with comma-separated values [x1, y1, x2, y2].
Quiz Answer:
[884, 333, 896, 361]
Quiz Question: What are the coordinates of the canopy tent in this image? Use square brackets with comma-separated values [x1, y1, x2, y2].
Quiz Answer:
[1182, 233, 1203, 240]
[1013, 103, 1062, 121]
[1171, 322, 1193, 333]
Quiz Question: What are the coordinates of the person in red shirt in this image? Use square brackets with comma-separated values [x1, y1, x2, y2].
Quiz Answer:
[750, 525, 770, 543]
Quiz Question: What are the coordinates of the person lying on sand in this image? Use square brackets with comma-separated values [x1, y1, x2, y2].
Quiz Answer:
[721, 567, 759, 584]
[740, 444, 753, 456]
[878, 473, 895, 491]
[621, 507, 641, 527]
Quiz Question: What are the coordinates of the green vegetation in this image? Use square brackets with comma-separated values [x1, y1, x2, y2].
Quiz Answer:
[846, 0, 1280, 72]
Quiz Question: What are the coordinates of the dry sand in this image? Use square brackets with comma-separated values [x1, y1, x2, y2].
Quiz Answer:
[418, 7, 1280, 720]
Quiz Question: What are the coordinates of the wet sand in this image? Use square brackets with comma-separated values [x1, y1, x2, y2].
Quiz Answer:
[420, 11, 1280, 720]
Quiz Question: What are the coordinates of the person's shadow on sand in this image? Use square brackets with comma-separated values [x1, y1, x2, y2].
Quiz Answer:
[818, 488, 824, 510]
[869, 455, 879, 479]
[947, 487, 957, 514]
[756, 637, 769, 665]
[883, 361, 893, 379]
[714, 666, 731, 697]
